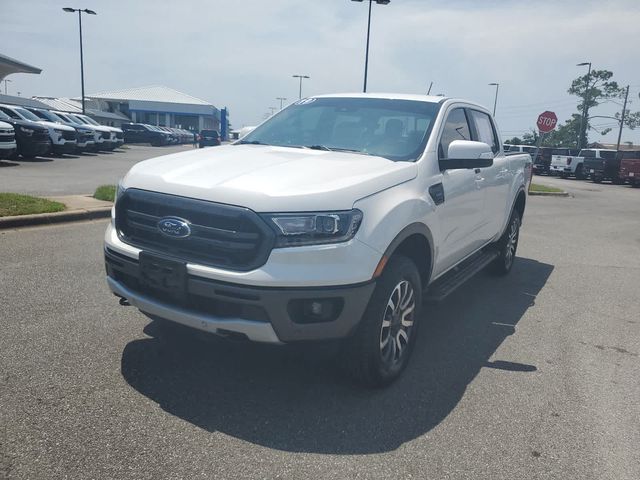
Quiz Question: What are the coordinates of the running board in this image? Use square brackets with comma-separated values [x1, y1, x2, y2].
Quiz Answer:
[424, 250, 499, 303]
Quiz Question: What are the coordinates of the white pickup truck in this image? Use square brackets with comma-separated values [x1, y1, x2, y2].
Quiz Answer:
[550, 148, 616, 179]
[105, 94, 532, 386]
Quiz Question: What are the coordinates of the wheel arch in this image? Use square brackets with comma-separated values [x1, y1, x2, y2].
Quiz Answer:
[377, 223, 434, 288]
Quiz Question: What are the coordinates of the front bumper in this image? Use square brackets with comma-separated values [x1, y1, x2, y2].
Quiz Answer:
[52, 141, 78, 154]
[105, 248, 375, 343]
[0, 145, 17, 159]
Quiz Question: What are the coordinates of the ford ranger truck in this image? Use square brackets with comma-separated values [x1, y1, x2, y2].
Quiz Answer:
[105, 94, 532, 386]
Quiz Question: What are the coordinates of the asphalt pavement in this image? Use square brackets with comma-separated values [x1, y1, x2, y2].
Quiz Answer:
[0, 145, 192, 196]
[0, 180, 638, 479]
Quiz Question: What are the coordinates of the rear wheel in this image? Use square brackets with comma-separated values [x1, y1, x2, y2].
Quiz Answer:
[593, 175, 602, 183]
[575, 164, 585, 180]
[343, 255, 422, 387]
[491, 209, 521, 275]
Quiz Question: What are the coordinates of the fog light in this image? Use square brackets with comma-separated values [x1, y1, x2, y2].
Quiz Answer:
[288, 298, 345, 324]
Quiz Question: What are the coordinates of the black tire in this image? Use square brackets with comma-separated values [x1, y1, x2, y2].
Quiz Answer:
[490, 209, 521, 275]
[612, 177, 625, 185]
[575, 165, 585, 180]
[343, 254, 422, 387]
[592, 175, 602, 184]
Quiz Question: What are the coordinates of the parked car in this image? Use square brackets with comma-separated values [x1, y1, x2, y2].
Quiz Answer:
[64, 113, 115, 150]
[584, 149, 621, 183]
[51, 111, 98, 152]
[199, 129, 220, 147]
[105, 93, 532, 387]
[618, 150, 640, 187]
[72, 113, 121, 150]
[0, 109, 51, 159]
[26, 108, 95, 153]
[550, 148, 614, 179]
[121, 123, 168, 146]
[0, 104, 77, 154]
[0, 120, 17, 159]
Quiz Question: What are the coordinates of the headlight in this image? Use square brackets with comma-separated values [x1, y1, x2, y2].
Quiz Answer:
[262, 209, 363, 248]
[19, 126, 35, 135]
[54, 128, 65, 134]
[115, 179, 126, 205]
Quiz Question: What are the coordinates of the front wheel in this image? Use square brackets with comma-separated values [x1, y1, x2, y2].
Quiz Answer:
[490, 210, 521, 275]
[575, 165, 585, 180]
[343, 255, 422, 387]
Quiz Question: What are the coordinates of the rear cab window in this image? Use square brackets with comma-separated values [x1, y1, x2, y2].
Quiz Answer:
[468, 109, 499, 154]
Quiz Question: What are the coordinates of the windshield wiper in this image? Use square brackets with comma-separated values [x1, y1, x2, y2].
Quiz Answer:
[303, 145, 333, 151]
[236, 140, 268, 145]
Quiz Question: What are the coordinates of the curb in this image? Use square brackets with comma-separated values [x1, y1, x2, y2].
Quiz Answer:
[528, 191, 569, 197]
[0, 207, 112, 229]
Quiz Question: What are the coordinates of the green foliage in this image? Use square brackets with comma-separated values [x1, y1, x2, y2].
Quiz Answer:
[93, 185, 116, 202]
[0, 193, 66, 217]
[504, 137, 523, 145]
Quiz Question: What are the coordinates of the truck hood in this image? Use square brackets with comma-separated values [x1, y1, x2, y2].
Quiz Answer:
[123, 144, 417, 211]
[36, 120, 75, 132]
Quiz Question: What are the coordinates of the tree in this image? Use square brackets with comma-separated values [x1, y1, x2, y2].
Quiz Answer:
[504, 137, 523, 145]
[541, 114, 581, 147]
[569, 69, 622, 148]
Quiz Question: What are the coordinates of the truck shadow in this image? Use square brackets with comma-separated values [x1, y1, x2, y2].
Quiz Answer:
[121, 257, 553, 454]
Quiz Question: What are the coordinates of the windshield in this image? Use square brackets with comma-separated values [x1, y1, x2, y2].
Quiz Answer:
[78, 115, 100, 126]
[0, 110, 11, 121]
[239, 97, 441, 161]
[70, 114, 90, 125]
[14, 107, 41, 122]
[35, 110, 64, 123]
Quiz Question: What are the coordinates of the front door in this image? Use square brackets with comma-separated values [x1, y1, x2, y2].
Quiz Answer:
[433, 107, 487, 276]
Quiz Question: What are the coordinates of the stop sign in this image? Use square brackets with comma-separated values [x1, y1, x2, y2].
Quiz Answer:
[537, 111, 557, 133]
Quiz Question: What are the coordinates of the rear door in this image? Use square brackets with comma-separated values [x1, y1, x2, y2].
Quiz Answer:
[433, 107, 487, 275]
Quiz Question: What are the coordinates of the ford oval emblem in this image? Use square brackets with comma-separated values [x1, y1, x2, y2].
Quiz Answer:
[157, 217, 191, 238]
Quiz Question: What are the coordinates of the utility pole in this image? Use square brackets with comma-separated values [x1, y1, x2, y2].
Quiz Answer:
[576, 61, 592, 148]
[276, 97, 287, 110]
[616, 85, 630, 151]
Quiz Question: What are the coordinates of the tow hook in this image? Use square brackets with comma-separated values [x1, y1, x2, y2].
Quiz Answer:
[118, 296, 131, 306]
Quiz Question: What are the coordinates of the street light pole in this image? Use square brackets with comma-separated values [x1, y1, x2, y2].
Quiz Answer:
[63, 7, 97, 114]
[576, 61, 592, 149]
[488, 82, 499, 117]
[276, 97, 287, 110]
[292, 75, 310, 99]
[351, 0, 390, 93]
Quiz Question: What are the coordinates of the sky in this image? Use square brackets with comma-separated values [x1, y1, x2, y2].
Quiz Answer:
[2, 0, 640, 144]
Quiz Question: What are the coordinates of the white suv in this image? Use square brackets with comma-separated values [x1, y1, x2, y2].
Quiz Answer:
[0, 104, 77, 154]
[0, 120, 17, 159]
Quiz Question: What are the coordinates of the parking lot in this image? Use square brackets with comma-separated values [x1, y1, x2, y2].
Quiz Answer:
[0, 145, 191, 196]
[1, 180, 638, 479]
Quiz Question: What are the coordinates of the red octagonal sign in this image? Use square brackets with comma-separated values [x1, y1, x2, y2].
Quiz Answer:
[537, 111, 557, 133]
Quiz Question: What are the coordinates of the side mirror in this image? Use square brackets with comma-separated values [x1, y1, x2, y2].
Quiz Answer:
[440, 140, 494, 170]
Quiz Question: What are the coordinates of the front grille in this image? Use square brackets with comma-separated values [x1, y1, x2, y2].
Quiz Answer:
[115, 189, 275, 271]
[0, 133, 14, 143]
[115, 132, 124, 139]
[62, 130, 76, 141]
[33, 130, 49, 141]
[101, 131, 110, 139]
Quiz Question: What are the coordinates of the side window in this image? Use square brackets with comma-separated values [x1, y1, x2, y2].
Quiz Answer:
[469, 110, 498, 154]
[438, 108, 471, 159]
[600, 151, 616, 160]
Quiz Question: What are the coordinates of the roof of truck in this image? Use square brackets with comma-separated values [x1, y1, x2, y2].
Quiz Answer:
[311, 93, 450, 103]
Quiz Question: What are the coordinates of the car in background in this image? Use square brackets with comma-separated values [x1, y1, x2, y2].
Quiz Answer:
[199, 129, 220, 147]
[0, 104, 77, 154]
[64, 113, 113, 150]
[72, 113, 121, 150]
[121, 123, 168, 146]
[584, 149, 621, 183]
[0, 120, 17, 159]
[531, 147, 574, 175]
[618, 150, 640, 187]
[26, 108, 95, 153]
[0, 109, 51, 159]
[550, 148, 610, 179]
